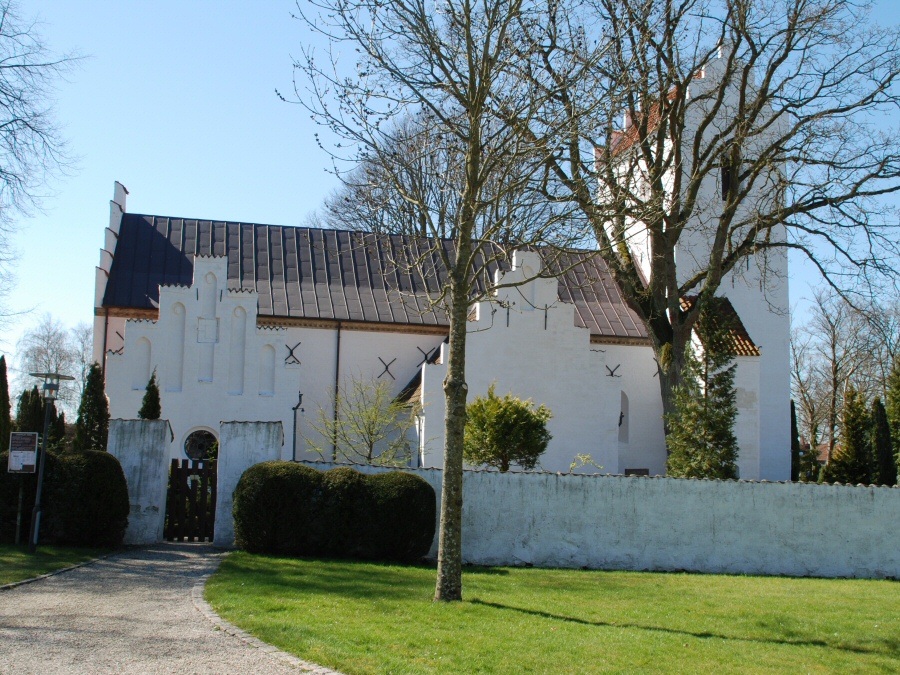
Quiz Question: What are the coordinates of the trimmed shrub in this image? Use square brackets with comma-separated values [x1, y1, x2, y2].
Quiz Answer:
[44, 450, 130, 546]
[366, 471, 436, 561]
[0, 450, 46, 543]
[319, 466, 371, 557]
[232, 462, 436, 562]
[0, 449, 128, 546]
[233, 461, 324, 555]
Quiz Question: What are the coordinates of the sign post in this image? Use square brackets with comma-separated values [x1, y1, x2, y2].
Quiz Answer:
[8, 432, 38, 473]
[7, 432, 38, 544]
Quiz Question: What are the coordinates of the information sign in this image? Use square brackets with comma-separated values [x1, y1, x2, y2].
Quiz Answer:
[7, 432, 38, 473]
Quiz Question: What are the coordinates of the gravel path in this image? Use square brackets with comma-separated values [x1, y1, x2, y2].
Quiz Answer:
[0, 543, 340, 674]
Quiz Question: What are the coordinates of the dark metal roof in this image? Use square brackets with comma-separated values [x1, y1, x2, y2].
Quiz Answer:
[103, 213, 648, 339]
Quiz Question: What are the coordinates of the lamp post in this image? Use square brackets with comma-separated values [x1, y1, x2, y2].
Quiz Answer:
[291, 392, 304, 462]
[27, 371, 74, 554]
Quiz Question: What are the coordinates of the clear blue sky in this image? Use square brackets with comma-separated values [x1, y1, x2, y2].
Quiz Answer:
[5, 1, 337, 359]
[5, 0, 900, 364]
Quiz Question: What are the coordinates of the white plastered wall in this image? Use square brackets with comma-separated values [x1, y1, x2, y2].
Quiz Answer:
[421, 251, 635, 475]
[104, 256, 446, 463]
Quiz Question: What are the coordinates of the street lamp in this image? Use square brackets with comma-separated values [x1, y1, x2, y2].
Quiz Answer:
[27, 371, 74, 554]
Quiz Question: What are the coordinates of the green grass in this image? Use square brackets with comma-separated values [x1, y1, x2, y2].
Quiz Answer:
[0, 544, 108, 585]
[205, 553, 900, 674]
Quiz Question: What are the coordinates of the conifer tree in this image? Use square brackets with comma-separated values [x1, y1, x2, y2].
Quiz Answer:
[886, 353, 900, 470]
[74, 363, 109, 452]
[49, 408, 66, 450]
[463, 384, 553, 472]
[790, 400, 801, 481]
[138, 369, 161, 420]
[666, 299, 739, 479]
[0, 356, 10, 452]
[15, 386, 44, 434]
[871, 397, 896, 486]
[823, 386, 872, 484]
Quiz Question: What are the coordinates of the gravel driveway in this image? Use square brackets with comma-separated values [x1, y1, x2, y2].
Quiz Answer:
[0, 543, 339, 674]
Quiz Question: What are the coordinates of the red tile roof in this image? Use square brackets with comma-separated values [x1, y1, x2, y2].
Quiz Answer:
[680, 296, 760, 356]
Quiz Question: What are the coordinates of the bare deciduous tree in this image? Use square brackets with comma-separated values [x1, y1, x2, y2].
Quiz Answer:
[15, 312, 78, 411]
[293, 0, 586, 600]
[0, 1, 77, 319]
[792, 290, 878, 461]
[509, 0, 900, 425]
[790, 326, 825, 452]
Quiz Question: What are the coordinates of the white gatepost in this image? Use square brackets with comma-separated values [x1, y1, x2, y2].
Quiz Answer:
[107, 419, 173, 545]
[213, 421, 284, 547]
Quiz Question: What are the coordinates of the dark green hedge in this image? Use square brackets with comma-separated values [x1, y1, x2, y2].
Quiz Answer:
[0, 450, 129, 547]
[233, 462, 436, 562]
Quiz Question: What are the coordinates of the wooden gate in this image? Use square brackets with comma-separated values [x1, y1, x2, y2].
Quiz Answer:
[165, 459, 217, 542]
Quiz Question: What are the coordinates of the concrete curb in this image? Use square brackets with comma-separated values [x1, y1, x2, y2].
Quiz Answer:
[0, 550, 117, 592]
[191, 572, 343, 675]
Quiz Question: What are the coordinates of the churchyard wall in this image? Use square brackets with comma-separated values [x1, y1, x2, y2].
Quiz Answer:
[301, 459, 900, 579]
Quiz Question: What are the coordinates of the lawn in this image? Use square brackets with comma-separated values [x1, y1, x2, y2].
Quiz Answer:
[205, 553, 900, 674]
[0, 544, 108, 586]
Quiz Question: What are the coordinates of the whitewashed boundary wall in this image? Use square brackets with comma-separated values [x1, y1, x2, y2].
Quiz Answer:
[214, 421, 284, 548]
[107, 419, 173, 545]
[301, 461, 900, 579]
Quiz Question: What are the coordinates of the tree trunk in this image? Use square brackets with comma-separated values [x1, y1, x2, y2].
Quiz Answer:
[655, 329, 690, 447]
[434, 280, 470, 602]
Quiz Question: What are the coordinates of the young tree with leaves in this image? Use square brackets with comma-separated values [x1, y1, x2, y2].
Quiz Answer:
[306, 376, 416, 466]
[871, 397, 896, 486]
[666, 299, 739, 480]
[73, 363, 109, 452]
[823, 387, 872, 485]
[138, 369, 161, 420]
[463, 384, 552, 472]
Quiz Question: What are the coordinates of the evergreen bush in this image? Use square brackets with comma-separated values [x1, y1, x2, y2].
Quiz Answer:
[318, 466, 370, 556]
[138, 370, 161, 420]
[666, 297, 740, 479]
[872, 397, 896, 486]
[463, 384, 552, 472]
[0, 450, 46, 543]
[366, 471, 436, 560]
[44, 450, 129, 546]
[232, 461, 324, 554]
[0, 449, 128, 546]
[0, 356, 10, 452]
[823, 386, 872, 485]
[232, 462, 436, 561]
[74, 363, 109, 452]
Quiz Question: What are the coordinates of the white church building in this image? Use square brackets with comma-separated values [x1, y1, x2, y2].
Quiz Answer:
[93, 174, 789, 479]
